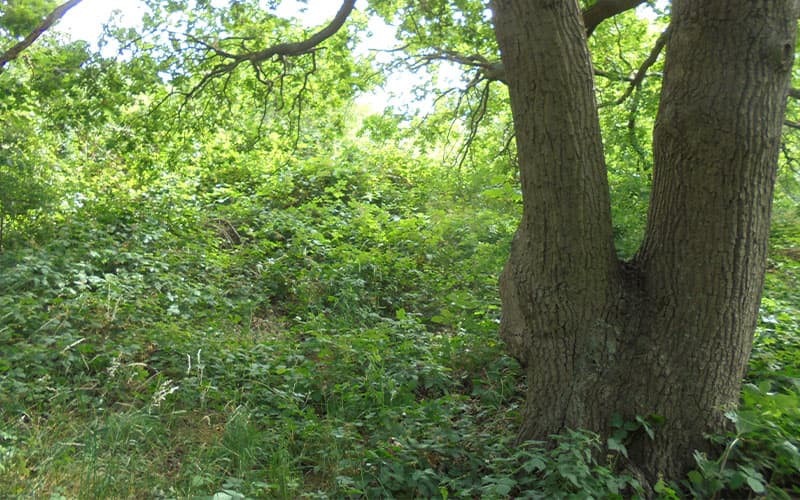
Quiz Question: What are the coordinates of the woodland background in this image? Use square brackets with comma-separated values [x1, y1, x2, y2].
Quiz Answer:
[0, 0, 799, 497]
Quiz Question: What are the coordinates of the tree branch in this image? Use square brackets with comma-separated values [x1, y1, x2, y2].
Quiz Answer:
[412, 49, 506, 84]
[0, 0, 84, 74]
[412, 0, 651, 87]
[594, 69, 635, 82]
[184, 0, 356, 100]
[600, 26, 668, 107]
[246, 0, 355, 62]
[784, 119, 800, 130]
[582, 0, 647, 36]
[788, 87, 800, 100]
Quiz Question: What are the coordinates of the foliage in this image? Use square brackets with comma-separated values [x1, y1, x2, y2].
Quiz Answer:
[0, 111, 56, 251]
[590, 10, 663, 258]
[682, 234, 800, 499]
[0, 1, 799, 498]
[0, 0, 60, 38]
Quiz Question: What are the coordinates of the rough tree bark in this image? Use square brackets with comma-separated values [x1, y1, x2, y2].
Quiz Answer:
[493, 0, 798, 481]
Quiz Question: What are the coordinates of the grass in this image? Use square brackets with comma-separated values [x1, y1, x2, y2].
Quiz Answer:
[1, 158, 798, 498]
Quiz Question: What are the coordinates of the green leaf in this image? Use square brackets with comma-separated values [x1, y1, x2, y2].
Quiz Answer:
[779, 440, 800, 467]
[635, 415, 655, 439]
[607, 437, 628, 458]
[745, 476, 766, 494]
[687, 470, 703, 486]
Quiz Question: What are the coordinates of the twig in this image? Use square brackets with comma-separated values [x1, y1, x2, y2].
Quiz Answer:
[600, 27, 668, 107]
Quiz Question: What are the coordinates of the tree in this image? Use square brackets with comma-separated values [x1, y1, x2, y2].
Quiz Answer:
[494, 0, 798, 481]
[0, 0, 83, 73]
[2, 0, 797, 485]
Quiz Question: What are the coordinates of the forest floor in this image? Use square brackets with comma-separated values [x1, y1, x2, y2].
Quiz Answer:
[1, 161, 798, 498]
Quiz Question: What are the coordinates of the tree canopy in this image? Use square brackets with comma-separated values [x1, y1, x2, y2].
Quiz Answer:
[1, 0, 799, 497]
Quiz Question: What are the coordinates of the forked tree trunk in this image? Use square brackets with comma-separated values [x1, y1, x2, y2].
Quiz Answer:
[493, 0, 798, 481]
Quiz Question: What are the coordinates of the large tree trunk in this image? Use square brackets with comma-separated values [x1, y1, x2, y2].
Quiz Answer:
[493, 0, 798, 481]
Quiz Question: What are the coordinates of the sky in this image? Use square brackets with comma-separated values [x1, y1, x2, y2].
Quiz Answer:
[55, 0, 434, 112]
[58, 0, 348, 42]
[53, 1, 665, 114]
[58, 0, 144, 42]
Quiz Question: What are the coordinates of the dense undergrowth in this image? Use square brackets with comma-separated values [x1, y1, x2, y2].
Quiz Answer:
[0, 1, 797, 496]
[1, 138, 799, 498]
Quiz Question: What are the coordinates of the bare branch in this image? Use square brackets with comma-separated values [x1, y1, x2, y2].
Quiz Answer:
[247, 0, 355, 61]
[626, 88, 650, 166]
[289, 50, 316, 150]
[600, 26, 668, 107]
[784, 119, 800, 130]
[412, 49, 506, 84]
[594, 69, 634, 83]
[447, 78, 491, 169]
[402, 0, 653, 88]
[414, 51, 652, 90]
[0, 0, 84, 74]
[583, 0, 647, 36]
[788, 87, 800, 100]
